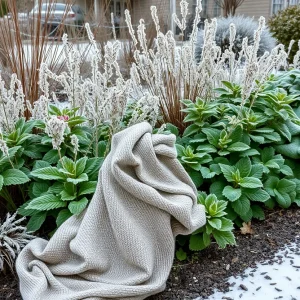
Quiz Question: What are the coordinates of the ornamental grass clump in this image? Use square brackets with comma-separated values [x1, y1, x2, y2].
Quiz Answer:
[0, 213, 34, 273]
[124, 1, 289, 131]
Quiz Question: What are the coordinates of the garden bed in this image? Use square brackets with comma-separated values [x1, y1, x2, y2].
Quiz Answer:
[1, 206, 299, 300]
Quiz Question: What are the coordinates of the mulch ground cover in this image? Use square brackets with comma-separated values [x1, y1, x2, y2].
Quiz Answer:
[1, 206, 299, 300]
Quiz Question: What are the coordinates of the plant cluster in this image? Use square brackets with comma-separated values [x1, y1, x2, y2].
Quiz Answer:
[195, 15, 276, 61]
[161, 70, 300, 258]
[269, 5, 300, 63]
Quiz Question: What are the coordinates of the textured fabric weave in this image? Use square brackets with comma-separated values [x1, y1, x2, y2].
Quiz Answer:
[16, 122, 206, 300]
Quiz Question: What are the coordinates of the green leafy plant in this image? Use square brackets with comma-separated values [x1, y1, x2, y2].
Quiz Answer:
[167, 70, 300, 249]
[18, 153, 104, 232]
[176, 193, 235, 261]
[269, 5, 300, 61]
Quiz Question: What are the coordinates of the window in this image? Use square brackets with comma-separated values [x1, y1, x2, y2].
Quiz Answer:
[201, 0, 208, 17]
[272, 0, 285, 14]
[289, 0, 300, 5]
[213, 1, 221, 17]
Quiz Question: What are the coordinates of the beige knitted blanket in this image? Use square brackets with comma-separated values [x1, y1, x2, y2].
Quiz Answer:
[16, 122, 206, 300]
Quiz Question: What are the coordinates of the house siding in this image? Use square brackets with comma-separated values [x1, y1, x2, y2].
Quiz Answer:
[132, 0, 171, 29]
[235, 0, 272, 20]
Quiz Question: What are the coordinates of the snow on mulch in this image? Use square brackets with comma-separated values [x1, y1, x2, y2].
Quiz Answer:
[197, 237, 300, 300]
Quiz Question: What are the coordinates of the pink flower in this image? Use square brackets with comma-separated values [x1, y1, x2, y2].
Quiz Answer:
[57, 115, 69, 121]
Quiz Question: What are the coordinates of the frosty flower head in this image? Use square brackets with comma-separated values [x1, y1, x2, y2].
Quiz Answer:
[0, 139, 9, 157]
[70, 134, 79, 154]
[45, 116, 67, 150]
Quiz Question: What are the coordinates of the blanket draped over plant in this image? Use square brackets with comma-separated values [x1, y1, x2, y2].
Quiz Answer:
[16, 122, 206, 300]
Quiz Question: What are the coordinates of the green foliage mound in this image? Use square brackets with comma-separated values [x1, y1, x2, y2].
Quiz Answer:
[269, 5, 300, 61]
[162, 70, 300, 259]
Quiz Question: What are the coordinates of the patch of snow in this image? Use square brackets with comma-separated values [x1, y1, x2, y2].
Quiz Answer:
[195, 237, 300, 300]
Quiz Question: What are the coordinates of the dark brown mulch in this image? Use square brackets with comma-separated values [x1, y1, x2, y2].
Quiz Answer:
[149, 206, 300, 300]
[0, 206, 299, 300]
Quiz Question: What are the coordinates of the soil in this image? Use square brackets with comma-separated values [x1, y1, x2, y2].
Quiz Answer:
[0, 206, 299, 300]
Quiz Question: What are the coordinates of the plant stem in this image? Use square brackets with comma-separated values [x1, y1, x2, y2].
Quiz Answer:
[0, 187, 17, 211]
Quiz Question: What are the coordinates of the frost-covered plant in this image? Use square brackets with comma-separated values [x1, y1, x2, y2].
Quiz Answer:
[0, 213, 34, 273]
[269, 5, 300, 62]
[195, 15, 276, 61]
[124, 1, 287, 130]
[45, 116, 67, 150]
[0, 74, 25, 133]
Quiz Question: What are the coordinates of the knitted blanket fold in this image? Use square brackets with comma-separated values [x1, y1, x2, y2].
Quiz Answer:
[16, 122, 206, 300]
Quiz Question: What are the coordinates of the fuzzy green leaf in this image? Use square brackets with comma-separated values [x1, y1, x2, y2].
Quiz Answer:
[274, 190, 291, 208]
[33, 160, 51, 171]
[183, 124, 199, 137]
[261, 147, 275, 163]
[202, 128, 220, 147]
[219, 164, 235, 182]
[280, 165, 293, 176]
[165, 123, 179, 136]
[43, 149, 60, 164]
[84, 157, 103, 178]
[219, 218, 234, 232]
[188, 170, 203, 188]
[210, 181, 226, 200]
[26, 212, 47, 232]
[251, 205, 265, 220]
[68, 197, 88, 215]
[175, 144, 185, 157]
[97, 141, 107, 158]
[208, 218, 222, 230]
[48, 182, 64, 195]
[189, 234, 207, 251]
[2, 169, 30, 186]
[212, 230, 236, 249]
[32, 182, 50, 197]
[31, 167, 66, 181]
[60, 189, 76, 201]
[78, 181, 97, 196]
[56, 209, 72, 227]
[264, 176, 279, 193]
[240, 177, 263, 188]
[249, 164, 264, 179]
[27, 194, 66, 211]
[203, 232, 211, 247]
[61, 157, 75, 174]
[200, 167, 216, 179]
[277, 179, 296, 194]
[230, 125, 243, 143]
[239, 148, 260, 157]
[243, 188, 270, 202]
[235, 157, 251, 178]
[75, 157, 88, 176]
[231, 195, 250, 216]
[239, 207, 253, 222]
[222, 186, 241, 202]
[67, 173, 89, 185]
[176, 248, 187, 261]
[227, 142, 250, 152]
